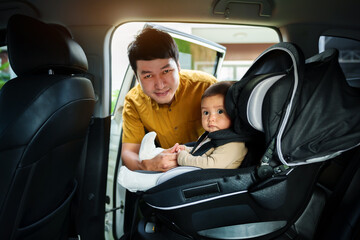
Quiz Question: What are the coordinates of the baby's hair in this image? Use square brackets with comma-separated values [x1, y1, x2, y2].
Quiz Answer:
[201, 81, 236, 100]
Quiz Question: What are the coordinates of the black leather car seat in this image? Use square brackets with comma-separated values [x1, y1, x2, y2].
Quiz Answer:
[0, 14, 95, 240]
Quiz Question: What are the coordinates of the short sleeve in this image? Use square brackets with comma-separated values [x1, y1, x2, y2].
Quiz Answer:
[122, 98, 145, 144]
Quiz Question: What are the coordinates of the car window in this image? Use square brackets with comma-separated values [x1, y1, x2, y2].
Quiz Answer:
[319, 36, 360, 87]
[146, 23, 226, 79]
[175, 36, 224, 75]
[0, 46, 15, 90]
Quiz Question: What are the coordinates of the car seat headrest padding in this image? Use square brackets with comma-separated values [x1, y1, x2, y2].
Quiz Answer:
[247, 74, 285, 132]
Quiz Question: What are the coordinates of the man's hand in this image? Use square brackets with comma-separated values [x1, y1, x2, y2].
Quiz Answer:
[142, 144, 179, 172]
[122, 142, 178, 172]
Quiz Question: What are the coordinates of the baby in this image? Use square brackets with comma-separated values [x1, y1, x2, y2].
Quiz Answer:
[174, 81, 248, 169]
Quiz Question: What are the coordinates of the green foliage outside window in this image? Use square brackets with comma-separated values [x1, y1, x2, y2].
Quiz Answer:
[174, 38, 191, 54]
[0, 80, 6, 89]
[111, 89, 120, 114]
[0, 47, 10, 90]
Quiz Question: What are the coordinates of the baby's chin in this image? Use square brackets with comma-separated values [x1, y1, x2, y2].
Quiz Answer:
[207, 127, 220, 133]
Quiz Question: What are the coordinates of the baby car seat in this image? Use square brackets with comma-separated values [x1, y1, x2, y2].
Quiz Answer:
[127, 42, 360, 240]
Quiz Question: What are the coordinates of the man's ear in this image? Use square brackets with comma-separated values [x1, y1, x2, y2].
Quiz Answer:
[177, 61, 181, 71]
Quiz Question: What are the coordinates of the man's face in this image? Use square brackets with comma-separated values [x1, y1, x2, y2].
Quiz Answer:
[136, 58, 180, 105]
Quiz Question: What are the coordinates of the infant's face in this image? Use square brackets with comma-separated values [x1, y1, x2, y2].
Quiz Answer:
[201, 94, 231, 133]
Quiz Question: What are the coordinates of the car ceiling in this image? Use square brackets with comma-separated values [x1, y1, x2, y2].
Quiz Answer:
[0, 0, 359, 58]
[0, 0, 359, 30]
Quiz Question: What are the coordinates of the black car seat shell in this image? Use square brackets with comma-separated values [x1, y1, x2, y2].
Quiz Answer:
[136, 43, 360, 240]
[0, 14, 95, 240]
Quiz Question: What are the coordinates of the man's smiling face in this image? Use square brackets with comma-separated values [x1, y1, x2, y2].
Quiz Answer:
[136, 58, 180, 105]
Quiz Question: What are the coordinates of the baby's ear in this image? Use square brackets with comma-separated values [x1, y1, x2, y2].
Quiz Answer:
[139, 132, 164, 161]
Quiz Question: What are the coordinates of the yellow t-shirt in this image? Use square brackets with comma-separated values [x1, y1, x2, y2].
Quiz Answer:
[122, 70, 217, 148]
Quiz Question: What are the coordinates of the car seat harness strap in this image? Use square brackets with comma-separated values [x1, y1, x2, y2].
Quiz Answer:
[190, 129, 254, 156]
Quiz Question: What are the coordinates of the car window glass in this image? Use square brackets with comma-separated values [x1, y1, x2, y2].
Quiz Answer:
[0, 46, 15, 90]
[319, 36, 360, 87]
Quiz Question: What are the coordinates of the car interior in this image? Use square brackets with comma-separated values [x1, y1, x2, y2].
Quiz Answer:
[0, 0, 360, 240]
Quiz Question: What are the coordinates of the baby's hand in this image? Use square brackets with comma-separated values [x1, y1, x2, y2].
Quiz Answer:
[171, 143, 186, 153]
[177, 144, 186, 152]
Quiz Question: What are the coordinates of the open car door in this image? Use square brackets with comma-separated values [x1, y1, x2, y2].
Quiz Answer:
[106, 23, 226, 240]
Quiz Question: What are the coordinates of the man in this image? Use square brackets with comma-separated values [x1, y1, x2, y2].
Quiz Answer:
[121, 27, 217, 172]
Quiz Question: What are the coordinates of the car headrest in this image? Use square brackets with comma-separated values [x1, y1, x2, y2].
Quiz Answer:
[6, 14, 88, 76]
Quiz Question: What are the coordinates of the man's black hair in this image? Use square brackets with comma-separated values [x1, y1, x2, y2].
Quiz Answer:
[127, 27, 179, 76]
